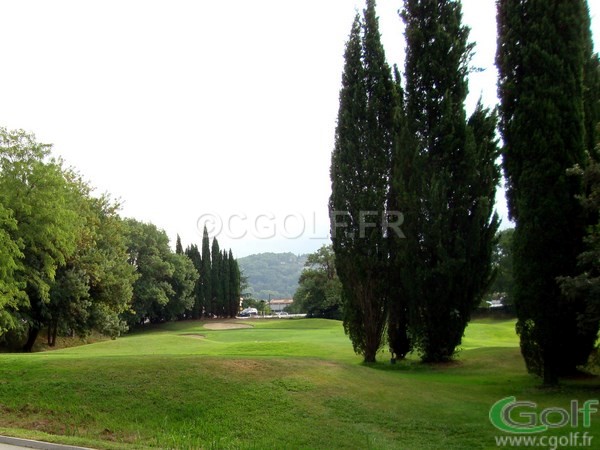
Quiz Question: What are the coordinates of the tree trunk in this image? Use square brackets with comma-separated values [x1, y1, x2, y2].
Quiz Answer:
[22, 326, 40, 352]
[50, 323, 58, 347]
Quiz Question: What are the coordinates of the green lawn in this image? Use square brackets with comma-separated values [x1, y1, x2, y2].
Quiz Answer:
[0, 318, 598, 449]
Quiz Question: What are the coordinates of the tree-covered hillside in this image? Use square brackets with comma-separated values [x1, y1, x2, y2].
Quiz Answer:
[238, 252, 307, 300]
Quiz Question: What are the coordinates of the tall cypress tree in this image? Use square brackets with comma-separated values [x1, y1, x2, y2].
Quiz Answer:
[583, 2, 600, 158]
[329, 0, 396, 363]
[228, 249, 240, 318]
[210, 237, 221, 317]
[396, 0, 500, 362]
[220, 250, 230, 317]
[497, 0, 591, 383]
[388, 65, 412, 360]
[200, 226, 211, 317]
[175, 234, 184, 255]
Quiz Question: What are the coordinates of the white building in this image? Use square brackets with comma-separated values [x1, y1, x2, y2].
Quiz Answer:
[268, 299, 293, 312]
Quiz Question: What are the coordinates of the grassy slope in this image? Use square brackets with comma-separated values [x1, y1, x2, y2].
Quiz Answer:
[0, 319, 598, 449]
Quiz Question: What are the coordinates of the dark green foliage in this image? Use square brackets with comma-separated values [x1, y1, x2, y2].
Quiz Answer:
[496, 0, 592, 383]
[329, 1, 395, 363]
[583, 4, 600, 158]
[47, 195, 136, 344]
[185, 244, 203, 319]
[123, 219, 175, 326]
[293, 246, 342, 319]
[388, 65, 411, 360]
[210, 238, 221, 316]
[559, 158, 600, 365]
[395, 0, 500, 362]
[228, 250, 241, 317]
[162, 253, 198, 321]
[175, 234, 184, 255]
[122, 222, 201, 325]
[201, 226, 212, 315]
[487, 228, 515, 305]
[220, 250, 230, 317]
[180, 229, 240, 319]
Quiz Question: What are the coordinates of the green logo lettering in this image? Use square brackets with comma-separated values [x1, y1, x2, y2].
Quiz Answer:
[489, 396, 548, 434]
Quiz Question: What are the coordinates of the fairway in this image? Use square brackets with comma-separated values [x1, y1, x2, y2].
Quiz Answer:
[0, 318, 598, 449]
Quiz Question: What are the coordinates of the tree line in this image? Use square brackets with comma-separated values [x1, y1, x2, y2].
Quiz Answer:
[0, 128, 240, 352]
[331, 0, 599, 384]
[182, 227, 241, 320]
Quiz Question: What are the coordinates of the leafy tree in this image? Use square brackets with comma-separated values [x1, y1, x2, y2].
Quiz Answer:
[185, 244, 203, 319]
[0, 202, 24, 332]
[329, 0, 395, 362]
[486, 228, 515, 306]
[47, 192, 135, 344]
[497, 0, 593, 383]
[396, 0, 500, 362]
[161, 252, 198, 321]
[293, 245, 342, 319]
[123, 219, 175, 326]
[0, 128, 85, 351]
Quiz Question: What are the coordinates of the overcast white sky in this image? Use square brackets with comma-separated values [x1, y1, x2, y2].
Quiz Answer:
[0, 1, 598, 257]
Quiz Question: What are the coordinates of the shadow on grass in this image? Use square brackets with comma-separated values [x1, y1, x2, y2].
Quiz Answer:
[360, 356, 459, 373]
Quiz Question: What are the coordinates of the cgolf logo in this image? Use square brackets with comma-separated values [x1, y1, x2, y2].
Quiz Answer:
[489, 396, 599, 434]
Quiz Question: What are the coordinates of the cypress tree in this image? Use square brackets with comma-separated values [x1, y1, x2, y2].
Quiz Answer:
[388, 65, 411, 360]
[496, 0, 591, 383]
[396, 0, 500, 362]
[201, 226, 211, 317]
[220, 250, 230, 317]
[583, 3, 599, 158]
[210, 237, 221, 317]
[228, 249, 241, 318]
[329, 0, 396, 363]
[175, 234, 184, 255]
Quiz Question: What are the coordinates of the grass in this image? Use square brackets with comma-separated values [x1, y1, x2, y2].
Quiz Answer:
[0, 318, 598, 449]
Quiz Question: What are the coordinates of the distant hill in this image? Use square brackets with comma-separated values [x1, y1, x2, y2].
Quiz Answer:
[238, 252, 307, 300]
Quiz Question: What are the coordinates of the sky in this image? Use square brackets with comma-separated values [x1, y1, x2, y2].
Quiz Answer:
[0, 0, 598, 257]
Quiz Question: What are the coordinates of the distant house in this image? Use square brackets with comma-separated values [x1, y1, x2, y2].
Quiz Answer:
[268, 299, 293, 312]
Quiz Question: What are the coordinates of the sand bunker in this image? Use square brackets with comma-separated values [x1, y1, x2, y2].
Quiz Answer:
[203, 322, 253, 330]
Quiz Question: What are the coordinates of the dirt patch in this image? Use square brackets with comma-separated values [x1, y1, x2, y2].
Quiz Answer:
[203, 322, 253, 330]
[220, 359, 266, 373]
[181, 334, 206, 339]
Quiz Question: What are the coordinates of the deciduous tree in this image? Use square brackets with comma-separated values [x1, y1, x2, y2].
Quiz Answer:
[294, 245, 342, 319]
[0, 128, 85, 351]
